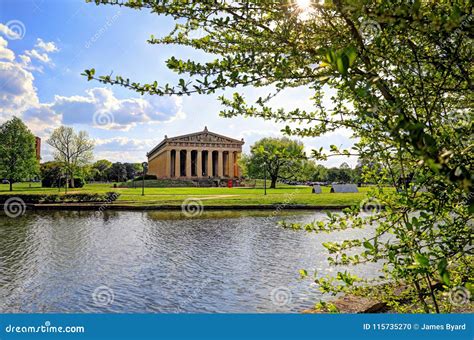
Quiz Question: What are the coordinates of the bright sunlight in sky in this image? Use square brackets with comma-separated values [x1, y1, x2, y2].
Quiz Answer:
[294, 0, 319, 21]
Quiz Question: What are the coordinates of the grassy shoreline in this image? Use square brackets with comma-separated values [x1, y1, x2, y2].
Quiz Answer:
[0, 182, 386, 208]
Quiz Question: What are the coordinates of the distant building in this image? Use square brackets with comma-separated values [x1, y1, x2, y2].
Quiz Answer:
[35, 137, 41, 160]
[147, 127, 244, 179]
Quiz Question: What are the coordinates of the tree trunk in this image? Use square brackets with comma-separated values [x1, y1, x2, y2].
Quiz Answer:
[70, 172, 75, 188]
[9, 179, 13, 191]
[270, 176, 277, 189]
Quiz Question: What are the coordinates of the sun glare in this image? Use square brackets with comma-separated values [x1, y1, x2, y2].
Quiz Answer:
[293, 0, 321, 21]
[296, 0, 312, 10]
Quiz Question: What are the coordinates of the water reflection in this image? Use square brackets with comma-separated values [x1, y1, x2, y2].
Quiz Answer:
[0, 210, 380, 313]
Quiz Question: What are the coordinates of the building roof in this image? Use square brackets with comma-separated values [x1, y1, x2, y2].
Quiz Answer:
[147, 126, 245, 157]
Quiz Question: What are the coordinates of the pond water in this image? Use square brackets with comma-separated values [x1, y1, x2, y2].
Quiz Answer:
[0, 210, 380, 313]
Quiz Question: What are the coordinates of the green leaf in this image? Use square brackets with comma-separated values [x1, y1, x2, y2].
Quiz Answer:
[325, 49, 336, 63]
[441, 272, 451, 286]
[83, 68, 95, 81]
[415, 253, 429, 267]
[363, 240, 374, 250]
[437, 258, 447, 273]
[336, 54, 349, 75]
[437, 258, 450, 286]
[344, 46, 357, 66]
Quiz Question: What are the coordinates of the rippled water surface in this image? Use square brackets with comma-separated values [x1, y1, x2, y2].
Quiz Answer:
[0, 210, 379, 313]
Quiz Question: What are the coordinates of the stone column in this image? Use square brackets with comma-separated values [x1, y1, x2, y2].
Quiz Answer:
[235, 152, 240, 177]
[197, 150, 203, 178]
[217, 150, 224, 177]
[165, 149, 171, 178]
[186, 149, 192, 178]
[207, 150, 213, 177]
[228, 151, 234, 178]
[175, 149, 181, 177]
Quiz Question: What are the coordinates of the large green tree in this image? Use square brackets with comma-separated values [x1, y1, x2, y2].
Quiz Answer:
[108, 162, 128, 182]
[85, 0, 472, 312]
[47, 126, 94, 190]
[244, 137, 306, 188]
[0, 117, 38, 191]
[92, 159, 113, 181]
[40, 161, 64, 188]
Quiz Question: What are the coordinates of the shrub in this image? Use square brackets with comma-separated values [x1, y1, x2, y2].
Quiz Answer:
[133, 174, 157, 181]
[71, 178, 85, 188]
[0, 192, 120, 204]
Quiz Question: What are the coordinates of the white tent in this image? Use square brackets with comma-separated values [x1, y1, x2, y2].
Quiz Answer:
[312, 185, 322, 194]
[330, 184, 359, 193]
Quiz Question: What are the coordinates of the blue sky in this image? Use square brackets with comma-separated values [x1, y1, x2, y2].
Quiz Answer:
[0, 0, 356, 167]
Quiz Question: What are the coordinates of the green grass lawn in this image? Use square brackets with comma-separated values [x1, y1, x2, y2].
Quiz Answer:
[0, 182, 388, 207]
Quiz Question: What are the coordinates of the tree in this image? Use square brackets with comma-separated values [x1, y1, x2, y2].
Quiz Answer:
[244, 137, 306, 188]
[326, 167, 339, 183]
[339, 162, 350, 170]
[47, 126, 94, 190]
[40, 161, 63, 188]
[354, 159, 382, 184]
[85, 1, 472, 313]
[295, 159, 319, 182]
[0, 117, 38, 191]
[92, 159, 112, 181]
[108, 162, 127, 182]
[80, 164, 96, 182]
[124, 163, 141, 180]
[326, 166, 353, 183]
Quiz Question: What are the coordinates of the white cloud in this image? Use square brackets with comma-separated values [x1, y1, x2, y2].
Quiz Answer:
[0, 23, 21, 40]
[0, 37, 14, 61]
[51, 87, 185, 131]
[18, 54, 31, 64]
[0, 33, 45, 126]
[93, 137, 157, 162]
[0, 33, 60, 139]
[0, 26, 184, 145]
[94, 136, 156, 151]
[24, 48, 52, 64]
[35, 38, 59, 53]
[0, 61, 39, 122]
[18, 38, 59, 68]
[22, 105, 61, 137]
[304, 146, 358, 168]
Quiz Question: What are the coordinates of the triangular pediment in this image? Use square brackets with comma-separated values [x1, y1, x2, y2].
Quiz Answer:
[170, 131, 241, 144]
[147, 128, 244, 157]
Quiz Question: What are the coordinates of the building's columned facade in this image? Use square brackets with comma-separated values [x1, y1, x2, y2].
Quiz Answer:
[147, 127, 244, 179]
